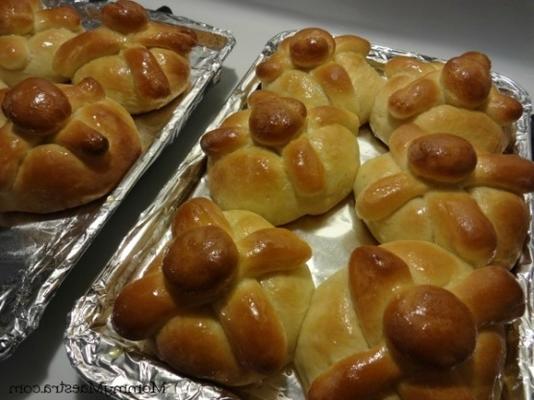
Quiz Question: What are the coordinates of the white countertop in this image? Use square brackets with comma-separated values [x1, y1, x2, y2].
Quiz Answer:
[1, 0, 532, 399]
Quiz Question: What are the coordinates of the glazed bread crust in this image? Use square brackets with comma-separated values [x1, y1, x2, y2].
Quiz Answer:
[354, 124, 534, 268]
[295, 241, 524, 400]
[112, 197, 314, 386]
[0, 0, 82, 85]
[54, 0, 197, 114]
[256, 28, 384, 125]
[0, 77, 141, 213]
[201, 91, 360, 226]
[370, 52, 522, 152]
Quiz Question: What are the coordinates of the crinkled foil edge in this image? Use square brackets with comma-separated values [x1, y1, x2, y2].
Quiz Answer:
[0, 1, 235, 360]
[65, 30, 534, 399]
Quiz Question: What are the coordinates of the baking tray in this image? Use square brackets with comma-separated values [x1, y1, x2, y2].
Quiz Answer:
[0, 0, 235, 360]
[65, 30, 534, 399]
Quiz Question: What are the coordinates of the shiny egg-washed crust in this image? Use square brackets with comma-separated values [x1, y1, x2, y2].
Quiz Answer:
[0, 0, 83, 85]
[112, 197, 314, 386]
[256, 27, 384, 125]
[370, 52, 523, 152]
[201, 90, 360, 226]
[354, 124, 534, 268]
[0, 77, 141, 213]
[53, 0, 197, 114]
[295, 241, 525, 400]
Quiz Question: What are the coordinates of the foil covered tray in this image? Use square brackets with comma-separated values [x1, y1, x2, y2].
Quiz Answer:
[65, 30, 533, 399]
[0, 0, 235, 360]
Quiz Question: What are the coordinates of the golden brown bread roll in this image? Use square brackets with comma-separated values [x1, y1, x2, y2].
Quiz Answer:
[112, 197, 314, 386]
[53, 0, 197, 114]
[295, 241, 525, 400]
[0, 77, 141, 213]
[0, 0, 83, 85]
[354, 124, 534, 268]
[370, 52, 523, 152]
[256, 27, 384, 125]
[201, 90, 360, 226]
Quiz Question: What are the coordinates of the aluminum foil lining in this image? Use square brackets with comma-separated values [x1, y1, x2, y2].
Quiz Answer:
[65, 30, 534, 400]
[0, 0, 235, 360]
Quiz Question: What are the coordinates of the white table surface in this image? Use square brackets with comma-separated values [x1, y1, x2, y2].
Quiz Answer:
[1, 0, 533, 399]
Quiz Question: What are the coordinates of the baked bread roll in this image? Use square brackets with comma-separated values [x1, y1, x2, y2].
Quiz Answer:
[256, 27, 384, 125]
[354, 124, 534, 268]
[370, 52, 523, 152]
[0, 0, 83, 85]
[112, 197, 314, 386]
[295, 241, 525, 400]
[201, 90, 360, 226]
[0, 77, 141, 213]
[54, 0, 197, 114]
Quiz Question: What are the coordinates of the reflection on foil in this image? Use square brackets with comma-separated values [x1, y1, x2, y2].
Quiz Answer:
[0, 0, 235, 360]
[65, 30, 534, 400]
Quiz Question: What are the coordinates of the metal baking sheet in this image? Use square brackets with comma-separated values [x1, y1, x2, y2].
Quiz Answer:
[0, 0, 235, 360]
[65, 30, 533, 399]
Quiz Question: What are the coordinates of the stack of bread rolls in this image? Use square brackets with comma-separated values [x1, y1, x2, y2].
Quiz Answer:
[112, 26, 531, 399]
